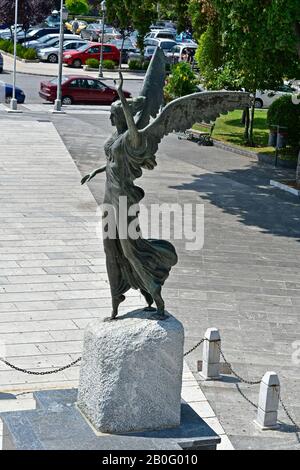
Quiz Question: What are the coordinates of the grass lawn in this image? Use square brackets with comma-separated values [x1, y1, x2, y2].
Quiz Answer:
[194, 109, 298, 161]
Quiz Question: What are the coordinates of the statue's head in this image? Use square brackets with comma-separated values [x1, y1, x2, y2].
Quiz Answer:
[110, 97, 146, 134]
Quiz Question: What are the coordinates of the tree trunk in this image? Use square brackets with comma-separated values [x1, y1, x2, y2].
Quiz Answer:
[297, 150, 300, 186]
[242, 107, 250, 142]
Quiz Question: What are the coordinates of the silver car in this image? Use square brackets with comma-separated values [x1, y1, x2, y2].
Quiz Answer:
[24, 34, 82, 50]
[37, 39, 89, 63]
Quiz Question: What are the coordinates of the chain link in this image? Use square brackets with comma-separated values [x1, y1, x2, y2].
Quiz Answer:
[276, 389, 300, 431]
[184, 338, 205, 357]
[235, 384, 258, 409]
[0, 338, 206, 375]
[0, 357, 82, 376]
[216, 342, 262, 385]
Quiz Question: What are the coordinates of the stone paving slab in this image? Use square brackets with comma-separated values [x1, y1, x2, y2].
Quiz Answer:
[47, 111, 300, 450]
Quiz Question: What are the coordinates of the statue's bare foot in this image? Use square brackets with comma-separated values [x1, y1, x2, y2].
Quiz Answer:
[104, 295, 126, 322]
[151, 309, 169, 321]
[104, 316, 118, 323]
[144, 306, 157, 312]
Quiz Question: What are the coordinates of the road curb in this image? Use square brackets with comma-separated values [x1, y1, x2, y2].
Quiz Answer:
[212, 139, 297, 169]
[3, 67, 144, 81]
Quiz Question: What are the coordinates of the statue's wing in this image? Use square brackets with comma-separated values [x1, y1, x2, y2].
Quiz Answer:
[142, 91, 250, 153]
[136, 47, 166, 130]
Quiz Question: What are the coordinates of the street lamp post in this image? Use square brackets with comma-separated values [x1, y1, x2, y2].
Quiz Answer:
[98, 0, 107, 78]
[53, 1, 68, 113]
[10, 0, 19, 111]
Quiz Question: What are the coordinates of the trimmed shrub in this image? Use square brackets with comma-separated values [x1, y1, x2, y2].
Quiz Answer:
[85, 58, 99, 68]
[164, 62, 198, 102]
[102, 59, 115, 70]
[0, 39, 11, 52]
[267, 94, 300, 148]
[0, 39, 37, 60]
[23, 48, 37, 60]
[128, 59, 144, 70]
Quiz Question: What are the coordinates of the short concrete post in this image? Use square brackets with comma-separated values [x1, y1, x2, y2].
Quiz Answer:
[200, 328, 221, 380]
[254, 372, 280, 430]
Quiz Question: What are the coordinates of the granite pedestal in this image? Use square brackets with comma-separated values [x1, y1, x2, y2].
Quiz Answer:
[77, 310, 184, 434]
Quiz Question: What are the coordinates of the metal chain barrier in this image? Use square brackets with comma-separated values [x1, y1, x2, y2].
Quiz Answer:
[235, 384, 258, 409]
[0, 338, 206, 375]
[216, 342, 262, 385]
[276, 389, 300, 431]
[0, 356, 82, 376]
[184, 338, 205, 357]
[1, 335, 299, 433]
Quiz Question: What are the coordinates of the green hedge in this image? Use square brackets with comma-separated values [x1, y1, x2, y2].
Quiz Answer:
[267, 95, 300, 148]
[0, 39, 37, 60]
[102, 59, 115, 70]
[85, 58, 99, 68]
[128, 59, 149, 71]
[85, 58, 116, 69]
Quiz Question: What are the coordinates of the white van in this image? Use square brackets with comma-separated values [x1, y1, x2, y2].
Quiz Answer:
[145, 29, 177, 42]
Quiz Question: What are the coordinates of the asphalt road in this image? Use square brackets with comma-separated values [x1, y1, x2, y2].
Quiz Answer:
[0, 70, 143, 104]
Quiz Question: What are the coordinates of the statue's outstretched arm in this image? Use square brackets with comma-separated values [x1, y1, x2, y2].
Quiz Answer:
[115, 72, 141, 149]
[81, 165, 106, 185]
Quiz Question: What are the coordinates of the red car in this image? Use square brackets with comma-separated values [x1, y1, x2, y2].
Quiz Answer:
[39, 75, 132, 105]
[63, 42, 120, 68]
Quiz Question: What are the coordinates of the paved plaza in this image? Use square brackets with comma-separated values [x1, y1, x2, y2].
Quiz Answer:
[0, 109, 299, 450]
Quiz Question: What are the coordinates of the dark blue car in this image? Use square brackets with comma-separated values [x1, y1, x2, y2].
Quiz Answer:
[1, 83, 26, 104]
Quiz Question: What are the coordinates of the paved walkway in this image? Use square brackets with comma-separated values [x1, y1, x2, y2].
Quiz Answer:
[0, 119, 142, 393]
[49, 110, 300, 450]
[2, 53, 144, 80]
[0, 118, 231, 450]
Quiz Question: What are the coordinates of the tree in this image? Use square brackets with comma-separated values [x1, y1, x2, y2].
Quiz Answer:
[0, 0, 55, 39]
[195, 0, 300, 145]
[87, 0, 101, 16]
[65, 0, 90, 16]
[106, 0, 157, 50]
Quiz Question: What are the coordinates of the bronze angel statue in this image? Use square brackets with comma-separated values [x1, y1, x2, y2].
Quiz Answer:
[82, 48, 249, 321]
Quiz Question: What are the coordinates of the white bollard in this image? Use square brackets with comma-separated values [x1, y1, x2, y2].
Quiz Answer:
[199, 328, 221, 380]
[254, 371, 280, 430]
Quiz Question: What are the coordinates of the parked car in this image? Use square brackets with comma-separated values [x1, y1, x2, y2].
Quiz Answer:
[63, 43, 120, 68]
[0, 52, 3, 73]
[0, 83, 25, 104]
[150, 21, 177, 31]
[145, 29, 177, 42]
[255, 85, 297, 108]
[144, 38, 177, 51]
[107, 38, 137, 63]
[17, 27, 67, 44]
[39, 75, 131, 105]
[37, 39, 89, 63]
[0, 25, 23, 39]
[65, 20, 88, 35]
[166, 43, 197, 64]
[23, 34, 82, 50]
[81, 24, 121, 42]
